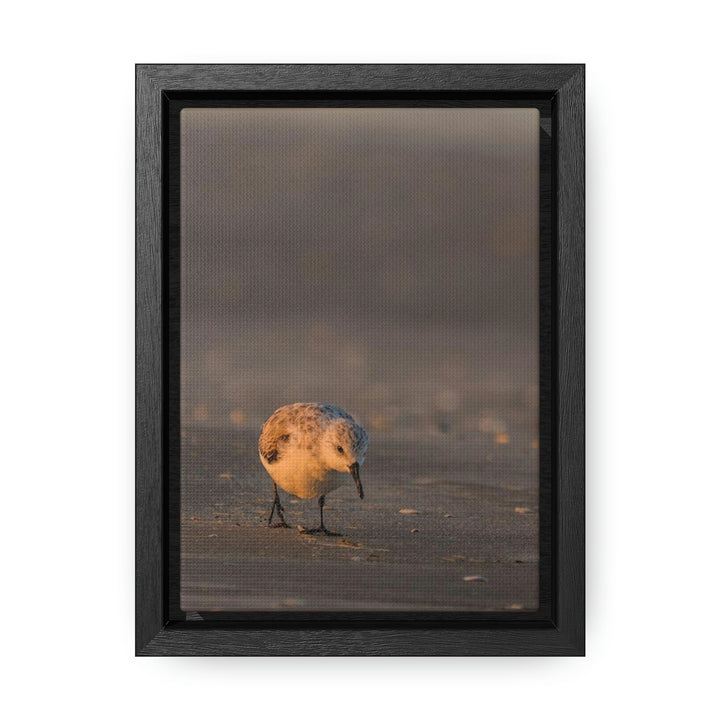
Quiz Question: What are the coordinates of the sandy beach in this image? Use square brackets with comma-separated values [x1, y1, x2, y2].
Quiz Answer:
[181, 424, 538, 612]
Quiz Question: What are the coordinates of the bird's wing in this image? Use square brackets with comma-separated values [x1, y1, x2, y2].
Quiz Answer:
[259, 414, 290, 464]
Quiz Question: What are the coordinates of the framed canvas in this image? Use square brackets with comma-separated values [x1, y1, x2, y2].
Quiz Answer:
[136, 64, 585, 656]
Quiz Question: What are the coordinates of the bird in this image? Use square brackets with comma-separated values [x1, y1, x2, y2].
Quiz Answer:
[258, 403, 368, 535]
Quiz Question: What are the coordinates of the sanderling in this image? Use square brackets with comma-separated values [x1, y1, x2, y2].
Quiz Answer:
[258, 403, 369, 535]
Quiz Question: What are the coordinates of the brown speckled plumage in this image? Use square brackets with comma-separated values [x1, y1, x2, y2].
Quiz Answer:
[259, 403, 365, 465]
[258, 403, 369, 534]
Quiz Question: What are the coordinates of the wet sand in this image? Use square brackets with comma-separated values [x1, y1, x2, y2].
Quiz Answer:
[181, 426, 538, 612]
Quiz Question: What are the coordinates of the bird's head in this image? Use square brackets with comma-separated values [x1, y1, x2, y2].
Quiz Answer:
[322, 418, 369, 498]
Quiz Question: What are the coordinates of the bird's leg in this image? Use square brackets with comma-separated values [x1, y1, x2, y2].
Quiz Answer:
[268, 482, 289, 528]
[300, 495, 341, 536]
[319, 494, 327, 532]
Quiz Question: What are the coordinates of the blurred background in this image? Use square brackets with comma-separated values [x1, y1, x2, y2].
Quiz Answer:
[181, 108, 539, 439]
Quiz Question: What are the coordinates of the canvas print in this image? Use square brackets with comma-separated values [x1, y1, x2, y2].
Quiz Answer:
[180, 108, 539, 611]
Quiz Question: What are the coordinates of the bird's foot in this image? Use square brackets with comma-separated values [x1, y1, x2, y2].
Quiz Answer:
[299, 526, 342, 536]
[270, 520, 290, 529]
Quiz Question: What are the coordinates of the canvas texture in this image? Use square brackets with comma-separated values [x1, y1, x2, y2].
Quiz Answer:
[180, 109, 539, 611]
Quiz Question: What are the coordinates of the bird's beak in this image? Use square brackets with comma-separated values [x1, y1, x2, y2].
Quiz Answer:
[349, 462, 364, 499]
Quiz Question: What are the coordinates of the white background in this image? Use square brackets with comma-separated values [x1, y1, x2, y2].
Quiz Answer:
[2, 2, 718, 718]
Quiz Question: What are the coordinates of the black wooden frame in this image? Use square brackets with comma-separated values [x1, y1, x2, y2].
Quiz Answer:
[136, 64, 585, 656]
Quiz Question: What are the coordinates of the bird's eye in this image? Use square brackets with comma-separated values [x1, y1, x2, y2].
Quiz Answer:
[337, 446, 344, 453]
